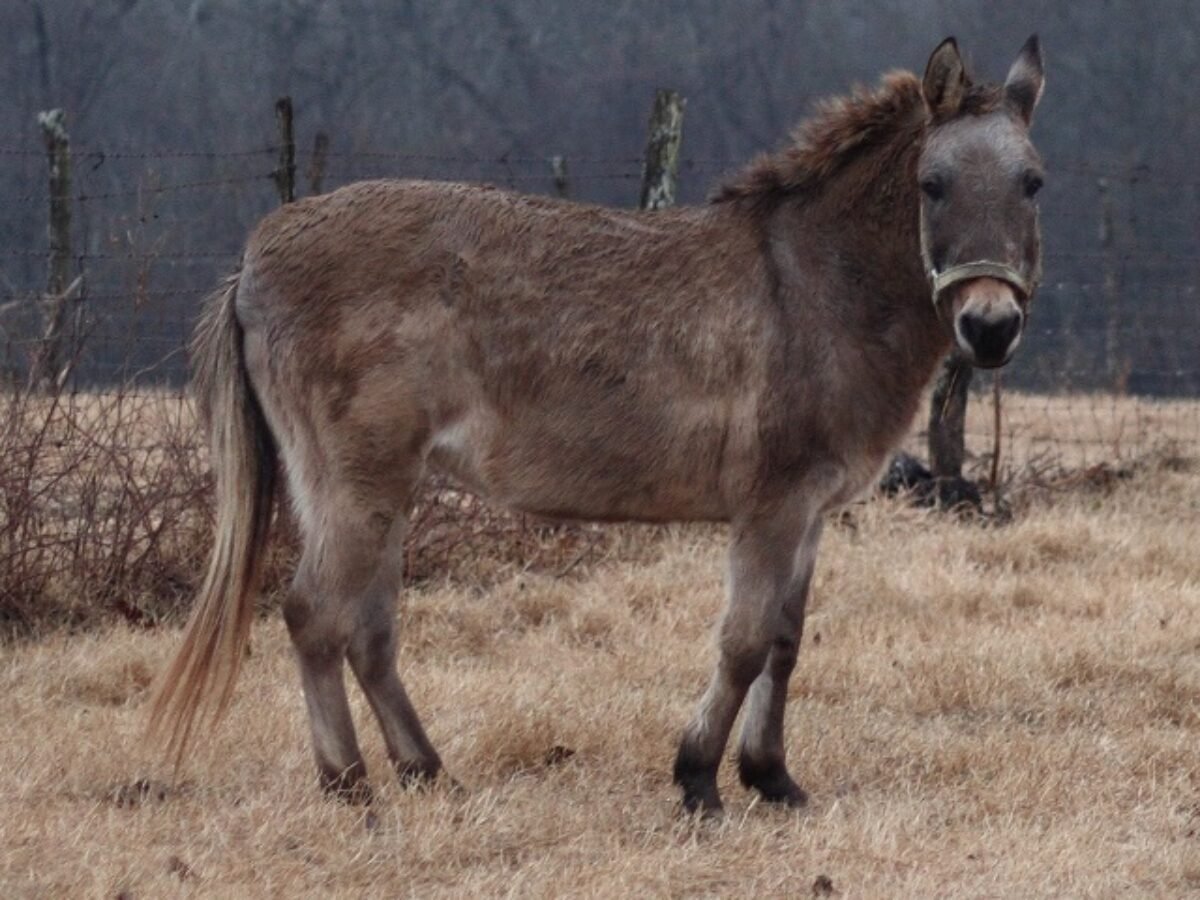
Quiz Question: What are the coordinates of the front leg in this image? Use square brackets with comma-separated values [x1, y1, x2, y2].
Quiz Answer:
[736, 522, 822, 806]
[673, 496, 825, 815]
[672, 621, 765, 815]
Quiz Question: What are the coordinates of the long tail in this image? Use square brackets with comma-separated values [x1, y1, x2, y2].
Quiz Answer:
[148, 272, 277, 765]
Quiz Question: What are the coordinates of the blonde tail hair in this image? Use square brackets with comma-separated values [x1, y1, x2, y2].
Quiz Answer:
[148, 272, 276, 765]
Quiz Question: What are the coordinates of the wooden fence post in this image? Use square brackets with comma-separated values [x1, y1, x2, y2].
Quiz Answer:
[927, 352, 974, 480]
[30, 108, 81, 391]
[1098, 177, 1124, 390]
[273, 96, 296, 204]
[307, 130, 329, 196]
[639, 89, 684, 210]
[550, 155, 569, 199]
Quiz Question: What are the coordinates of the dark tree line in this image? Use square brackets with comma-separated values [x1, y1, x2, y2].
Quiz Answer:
[1, 0, 1197, 392]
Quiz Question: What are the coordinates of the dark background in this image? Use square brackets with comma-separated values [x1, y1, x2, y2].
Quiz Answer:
[1, 1, 1196, 393]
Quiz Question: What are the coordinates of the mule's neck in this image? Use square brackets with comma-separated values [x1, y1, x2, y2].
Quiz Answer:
[776, 119, 951, 392]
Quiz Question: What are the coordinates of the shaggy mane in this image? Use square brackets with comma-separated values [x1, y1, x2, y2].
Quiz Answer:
[713, 70, 1004, 206]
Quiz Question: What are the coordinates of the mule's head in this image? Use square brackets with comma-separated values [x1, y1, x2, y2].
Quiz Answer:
[918, 36, 1045, 368]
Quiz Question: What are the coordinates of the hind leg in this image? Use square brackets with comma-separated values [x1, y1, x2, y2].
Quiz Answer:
[285, 573, 367, 800]
[284, 499, 398, 802]
[346, 515, 443, 786]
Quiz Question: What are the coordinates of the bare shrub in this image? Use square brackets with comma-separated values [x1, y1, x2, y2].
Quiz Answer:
[0, 382, 213, 636]
[0, 380, 629, 639]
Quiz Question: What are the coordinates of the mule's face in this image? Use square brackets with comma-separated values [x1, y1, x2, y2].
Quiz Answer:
[920, 111, 1043, 367]
[918, 36, 1045, 369]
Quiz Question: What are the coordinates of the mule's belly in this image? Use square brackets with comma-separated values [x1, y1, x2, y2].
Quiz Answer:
[425, 400, 740, 523]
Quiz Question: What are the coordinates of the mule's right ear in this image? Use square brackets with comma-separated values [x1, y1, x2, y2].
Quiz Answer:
[923, 37, 967, 119]
[1004, 35, 1045, 126]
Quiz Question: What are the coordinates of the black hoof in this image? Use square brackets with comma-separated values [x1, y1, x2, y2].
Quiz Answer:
[674, 749, 723, 817]
[738, 757, 808, 808]
[319, 762, 372, 805]
[680, 788, 724, 819]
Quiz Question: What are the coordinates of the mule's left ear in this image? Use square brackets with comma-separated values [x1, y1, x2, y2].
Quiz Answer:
[1005, 35, 1045, 126]
[923, 37, 967, 118]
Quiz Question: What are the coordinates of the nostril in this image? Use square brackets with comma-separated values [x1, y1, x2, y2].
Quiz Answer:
[995, 313, 1022, 350]
[998, 314, 1017, 348]
[958, 313, 985, 348]
[957, 311, 1023, 365]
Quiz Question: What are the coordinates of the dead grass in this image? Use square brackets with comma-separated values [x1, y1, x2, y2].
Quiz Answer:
[2, 424, 1199, 896]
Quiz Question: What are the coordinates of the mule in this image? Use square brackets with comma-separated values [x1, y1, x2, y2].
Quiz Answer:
[151, 36, 1045, 815]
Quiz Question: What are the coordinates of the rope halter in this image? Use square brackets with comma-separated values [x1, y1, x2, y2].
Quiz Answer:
[929, 260, 1036, 308]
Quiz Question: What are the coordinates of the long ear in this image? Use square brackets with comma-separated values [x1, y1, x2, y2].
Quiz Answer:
[923, 37, 967, 119]
[1005, 35, 1045, 126]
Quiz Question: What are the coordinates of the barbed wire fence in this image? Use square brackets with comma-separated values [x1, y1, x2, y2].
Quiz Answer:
[2, 93, 1198, 477]
[2, 89, 1197, 632]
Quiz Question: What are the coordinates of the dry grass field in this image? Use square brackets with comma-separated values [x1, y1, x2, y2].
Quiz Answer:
[2, 390, 1200, 897]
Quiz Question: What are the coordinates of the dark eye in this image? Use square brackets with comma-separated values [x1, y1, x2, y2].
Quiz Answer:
[920, 176, 945, 201]
[1023, 171, 1044, 199]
